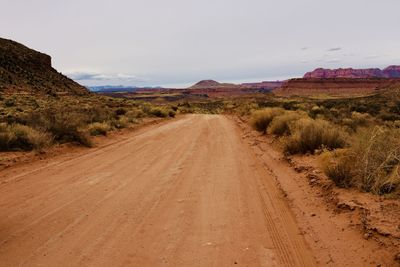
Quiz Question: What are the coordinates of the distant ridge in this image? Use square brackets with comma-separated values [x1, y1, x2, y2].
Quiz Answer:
[89, 85, 138, 93]
[304, 66, 400, 79]
[0, 37, 88, 95]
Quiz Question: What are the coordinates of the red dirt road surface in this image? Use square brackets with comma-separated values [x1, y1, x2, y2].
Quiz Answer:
[0, 115, 316, 266]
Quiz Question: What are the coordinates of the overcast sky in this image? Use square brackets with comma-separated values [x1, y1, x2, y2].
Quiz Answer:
[1, 0, 400, 87]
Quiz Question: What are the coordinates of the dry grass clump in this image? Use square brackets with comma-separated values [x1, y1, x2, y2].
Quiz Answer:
[250, 108, 285, 133]
[319, 149, 354, 188]
[283, 118, 347, 154]
[111, 116, 130, 129]
[125, 108, 145, 119]
[87, 122, 111, 136]
[341, 112, 373, 131]
[320, 127, 400, 195]
[0, 123, 52, 151]
[267, 111, 307, 136]
[236, 102, 259, 116]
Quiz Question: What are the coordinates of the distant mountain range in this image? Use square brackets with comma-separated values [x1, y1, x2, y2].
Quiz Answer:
[88, 86, 138, 92]
[88, 85, 163, 93]
[304, 66, 400, 79]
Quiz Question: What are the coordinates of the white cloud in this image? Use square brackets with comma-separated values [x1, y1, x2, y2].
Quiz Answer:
[325, 58, 341, 63]
[327, 47, 342, 52]
[364, 54, 381, 60]
[65, 71, 143, 82]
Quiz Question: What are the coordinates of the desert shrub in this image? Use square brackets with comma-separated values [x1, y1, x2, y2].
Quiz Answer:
[150, 108, 168, 118]
[178, 107, 195, 114]
[341, 112, 373, 131]
[283, 118, 347, 154]
[4, 98, 15, 107]
[393, 120, 400, 128]
[236, 102, 259, 116]
[0, 123, 52, 151]
[320, 127, 400, 195]
[379, 112, 400, 122]
[168, 110, 176, 118]
[126, 108, 144, 119]
[0, 123, 14, 150]
[309, 105, 324, 118]
[141, 104, 152, 114]
[114, 107, 127, 117]
[27, 108, 92, 147]
[351, 112, 371, 125]
[250, 108, 285, 133]
[282, 101, 298, 111]
[88, 105, 113, 123]
[111, 116, 130, 129]
[268, 111, 307, 136]
[87, 122, 111, 136]
[389, 101, 400, 115]
[319, 150, 354, 188]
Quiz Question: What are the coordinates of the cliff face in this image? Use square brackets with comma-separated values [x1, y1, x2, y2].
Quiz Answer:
[304, 66, 400, 79]
[0, 38, 88, 95]
[383, 66, 400, 78]
[274, 78, 399, 97]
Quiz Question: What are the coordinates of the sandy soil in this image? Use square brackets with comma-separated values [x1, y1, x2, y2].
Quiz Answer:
[235, 116, 400, 267]
[0, 115, 315, 266]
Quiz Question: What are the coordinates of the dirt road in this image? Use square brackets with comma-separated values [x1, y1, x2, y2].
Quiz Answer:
[0, 115, 315, 266]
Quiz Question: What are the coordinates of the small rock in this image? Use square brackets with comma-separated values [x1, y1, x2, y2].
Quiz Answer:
[309, 178, 317, 185]
[363, 232, 371, 240]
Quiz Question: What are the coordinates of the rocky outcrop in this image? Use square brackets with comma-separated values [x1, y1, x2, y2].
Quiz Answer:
[304, 66, 400, 79]
[0, 37, 88, 95]
[383, 66, 400, 78]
